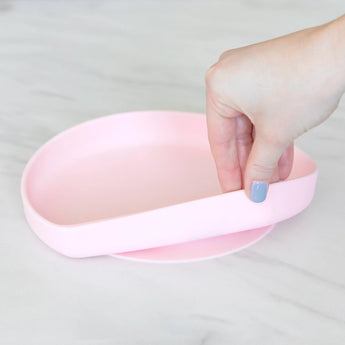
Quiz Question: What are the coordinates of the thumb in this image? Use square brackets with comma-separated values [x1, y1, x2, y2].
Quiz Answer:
[245, 134, 287, 203]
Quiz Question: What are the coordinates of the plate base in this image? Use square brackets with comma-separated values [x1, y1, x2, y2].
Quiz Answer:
[110, 225, 275, 263]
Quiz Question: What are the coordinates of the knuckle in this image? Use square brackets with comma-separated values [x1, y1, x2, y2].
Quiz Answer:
[218, 49, 232, 61]
[236, 132, 252, 146]
[205, 62, 224, 87]
[250, 161, 276, 175]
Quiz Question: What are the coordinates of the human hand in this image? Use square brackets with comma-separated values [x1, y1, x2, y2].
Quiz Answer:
[205, 16, 345, 202]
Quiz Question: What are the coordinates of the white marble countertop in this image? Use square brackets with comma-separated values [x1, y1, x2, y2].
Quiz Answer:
[1, 1, 345, 344]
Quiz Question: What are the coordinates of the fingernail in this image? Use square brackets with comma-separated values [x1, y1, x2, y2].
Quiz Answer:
[250, 181, 268, 203]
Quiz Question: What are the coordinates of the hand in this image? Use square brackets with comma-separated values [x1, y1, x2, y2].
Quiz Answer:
[205, 16, 345, 202]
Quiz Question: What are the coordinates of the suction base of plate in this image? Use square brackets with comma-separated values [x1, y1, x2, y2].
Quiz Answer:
[110, 224, 275, 263]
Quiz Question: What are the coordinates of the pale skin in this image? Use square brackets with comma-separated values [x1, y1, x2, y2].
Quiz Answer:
[205, 15, 345, 202]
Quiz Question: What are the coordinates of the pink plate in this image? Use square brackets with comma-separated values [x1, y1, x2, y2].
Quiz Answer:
[21, 111, 317, 263]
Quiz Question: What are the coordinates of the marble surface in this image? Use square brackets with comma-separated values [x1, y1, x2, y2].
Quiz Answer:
[1, 1, 345, 344]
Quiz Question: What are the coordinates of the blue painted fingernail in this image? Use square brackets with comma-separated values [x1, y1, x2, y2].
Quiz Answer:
[250, 181, 268, 203]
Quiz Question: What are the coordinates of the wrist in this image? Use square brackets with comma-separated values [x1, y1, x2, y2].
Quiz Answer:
[319, 15, 345, 93]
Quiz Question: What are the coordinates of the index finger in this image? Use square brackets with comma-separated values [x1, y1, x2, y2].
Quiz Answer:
[206, 92, 242, 193]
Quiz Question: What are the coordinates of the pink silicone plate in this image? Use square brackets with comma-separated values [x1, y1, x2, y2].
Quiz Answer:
[21, 111, 317, 263]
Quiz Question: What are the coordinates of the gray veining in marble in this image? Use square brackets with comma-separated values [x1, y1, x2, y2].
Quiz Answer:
[1, 1, 345, 344]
